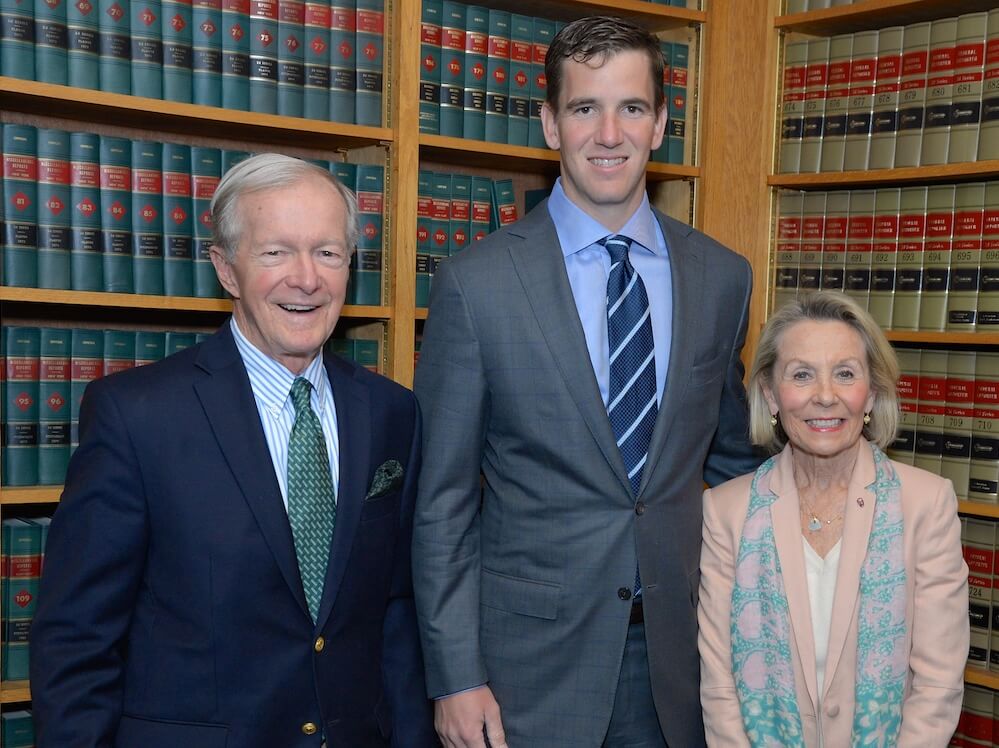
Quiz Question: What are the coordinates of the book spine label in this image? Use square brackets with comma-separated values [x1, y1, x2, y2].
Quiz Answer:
[528, 17, 552, 149]
[329, 0, 356, 124]
[131, 0, 163, 99]
[507, 14, 531, 147]
[484, 9, 509, 144]
[3, 329, 41, 487]
[70, 132, 103, 291]
[302, 0, 329, 120]
[221, 0, 250, 110]
[99, 136, 133, 293]
[131, 141, 164, 295]
[415, 169, 432, 307]
[429, 172, 450, 261]
[448, 173, 471, 254]
[249, 0, 278, 113]
[192, 0, 222, 107]
[470, 176, 491, 242]
[67, 0, 99, 89]
[354, 0, 383, 126]
[2, 125, 39, 289]
[493, 177, 517, 226]
[439, 1, 465, 138]
[668, 43, 688, 165]
[277, 0, 304, 117]
[38, 327, 71, 485]
[162, 0, 193, 102]
[352, 164, 383, 305]
[462, 6, 487, 141]
[163, 143, 193, 297]
[419, 0, 442, 135]
[36, 128, 72, 291]
[35, 0, 69, 84]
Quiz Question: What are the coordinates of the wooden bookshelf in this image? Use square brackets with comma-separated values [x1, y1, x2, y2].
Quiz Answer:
[482, 0, 705, 29]
[775, 0, 997, 36]
[885, 330, 999, 346]
[960, 501, 999, 520]
[0, 488, 62, 506]
[0, 682, 31, 704]
[769, 161, 999, 190]
[966, 666, 999, 691]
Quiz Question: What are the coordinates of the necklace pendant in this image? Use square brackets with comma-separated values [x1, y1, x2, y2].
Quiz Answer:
[808, 515, 823, 532]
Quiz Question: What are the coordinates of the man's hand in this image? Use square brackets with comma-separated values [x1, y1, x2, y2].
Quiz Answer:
[435, 686, 508, 748]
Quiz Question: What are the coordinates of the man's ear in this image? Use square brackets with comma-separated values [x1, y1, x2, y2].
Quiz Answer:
[209, 246, 240, 299]
[540, 102, 561, 151]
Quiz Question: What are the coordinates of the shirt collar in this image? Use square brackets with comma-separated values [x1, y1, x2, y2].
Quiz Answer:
[546, 178, 661, 257]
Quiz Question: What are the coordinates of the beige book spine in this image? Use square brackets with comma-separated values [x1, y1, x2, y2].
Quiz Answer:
[946, 182, 986, 331]
[869, 187, 900, 328]
[917, 184, 956, 331]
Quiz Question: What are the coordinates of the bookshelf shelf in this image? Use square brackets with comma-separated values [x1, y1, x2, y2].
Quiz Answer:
[0, 681, 31, 704]
[775, 0, 997, 36]
[885, 330, 999, 346]
[960, 501, 999, 520]
[966, 666, 999, 691]
[0, 488, 61, 505]
[0, 77, 392, 152]
[768, 160, 999, 190]
[481, 0, 704, 30]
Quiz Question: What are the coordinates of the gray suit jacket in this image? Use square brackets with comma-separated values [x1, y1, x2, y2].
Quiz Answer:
[412, 201, 762, 747]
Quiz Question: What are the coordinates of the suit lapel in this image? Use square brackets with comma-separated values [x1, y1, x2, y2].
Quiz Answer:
[315, 354, 370, 630]
[193, 326, 309, 618]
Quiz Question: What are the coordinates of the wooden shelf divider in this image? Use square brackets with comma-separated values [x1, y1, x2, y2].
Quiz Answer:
[775, 0, 997, 36]
[769, 160, 999, 190]
[0, 681, 31, 704]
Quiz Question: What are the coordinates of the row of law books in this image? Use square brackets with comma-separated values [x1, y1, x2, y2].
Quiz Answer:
[1, 324, 385, 487]
[779, 10, 999, 174]
[1, 516, 51, 684]
[0, 0, 385, 125]
[954, 684, 999, 747]
[1, 710, 33, 748]
[964, 515, 999, 677]
[785, 0, 869, 10]
[773, 183, 999, 333]
[1, 124, 385, 305]
[415, 168, 518, 307]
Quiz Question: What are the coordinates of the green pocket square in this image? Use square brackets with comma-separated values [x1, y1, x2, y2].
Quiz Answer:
[365, 459, 403, 499]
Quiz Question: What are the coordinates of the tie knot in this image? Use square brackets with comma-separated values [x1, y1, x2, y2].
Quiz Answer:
[290, 377, 313, 416]
[600, 234, 631, 264]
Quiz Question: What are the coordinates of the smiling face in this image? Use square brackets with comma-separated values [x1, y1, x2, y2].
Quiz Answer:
[763, 320, 876, 463]
[540, 49, 666, 231]
[210, 174, 350, 374]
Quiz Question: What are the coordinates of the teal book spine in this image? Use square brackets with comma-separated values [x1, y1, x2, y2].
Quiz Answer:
[1, 710, 35, 748]
[98, 0, 130, 93]
[192, 0, 222, 107]
[354, 0, 383, 126]
[2, 328, 40, 487]
[38, 326, 71, 485]
[470, 174, 490, 242]
[329, 160, 356, 191]
[67, 0, 99, 88]
[352, 164, 383, 305]
[429, 171, 449, 259]
[328, 0, 355, 124]
[949, 12, 988, 164]
[192, 145, 220, 295]
[326, 337, 354, 360]
[277, 0, 304, 117]
[221, 0, 249, 110]
[70, 131, 103, 292]
[131, 140, 164, 295]
[353, 338, 377, 372]
[249, 0, 278, 113]
[165, 330, 196, 355]
[2, 519, 41, 679]
[134, 329, 166, 365]
[462, 5, 487, 141]
[492, 176, 516, 227]
[221, 148, 251, 173]
[99, 135, 133, 293]
[103, 328, 136, 375]
[302, 0, 329, 120]
[35, 0, 68, 84]
[131, 0, 163, 99]
[70, 327, 103, 449]
[668, 42, 689, 165]
[2, 124, 38, 288]
[651, 41, 670, 164]
[896, 21, 931, 167]
[415, 169, 431, 307]
[439, 1, 464, 138]
[163, 142, 193, 297]
[162, 0, 193, 102]
[507, 14, 530, 146]
[449, 173, 471, 254]
[484, 9, 509, 144]
[1, 0, 35, 80]
[528, 17, 551, 149]
[919, 184, 956, 331]
[419, 0, 442, 135]
[921, 18, 958, 167]
[36, 128, 72, 290]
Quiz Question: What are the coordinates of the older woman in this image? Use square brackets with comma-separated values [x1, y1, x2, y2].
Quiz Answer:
[698, 291, 968, 747]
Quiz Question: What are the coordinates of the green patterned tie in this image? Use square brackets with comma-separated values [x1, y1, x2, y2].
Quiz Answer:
[287, 376, 336, 623]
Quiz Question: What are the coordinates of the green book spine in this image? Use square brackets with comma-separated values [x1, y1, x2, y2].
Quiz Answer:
[949, 12, 988, 163]
[3, 124, 38, 288]
[449, 173, 470, 255]
[799, 39, 829, 174]
[329, 0, 355, 124]
[947, 181, 986, 331]
[462, 5, 487, 141]
[134, 329, 166, 365]
[798, 191, 825, 294]
[419, 0, 441, 135]
[651, 41, 670, 164]
[887, 347, 919, 463]
[2, 519, 41, 680]
[191, 147, 221, 297]
[98, 0, 130, 93]
[774, 191, 803, 311]
[192, 0, 222, 107]
[221, 149, 251, 173]
[920, 18, 958, 166]
[131, 0, 164, 99]
[492, 176, 516, 227]
[103, 328, 136, 376]
[35, 0, 68, 84]
[354, 0, 383, 126]
[528, 17, 553, 149]
[439, 1, 464, 138]
[165, 330, 196, 355]
[325, 337, 354, 360]
[971, 351, 999, 503]
[99, 135, 133, 293]
[779, 39, 807, 174]
[353, 338, 378, 372]
[913, 349, 947, 475]
[979, 183, 999, 328]
[868, 26, 904, 170]
[70, 327, 103, 449]
[277, 0, 304, 117]
[1, 0, 35, 80]
[918, 184, 956, 331]
[820, 190, 849, 292]
[470, 175, 490, 243]
[163, 142, 193, 297]
[38, 326, 71, 485]
[429, 171, 449, 259]
[302, 0, 329, 120]
[2, 328, 40, 487]
[163, 0, 194, 102]
[484, 9, 509, 144]
[507, 14, 531, 147]
[845, 189, 875, 311]
[415, 169, 432, 307]
[869, 187, 900, 328]
[1, 709, 35, 748]
[249, 0, 278, 113]
[819, 34, 853, 172]
[37, 128, 72, 290]
[67, 0, 99, 89]
[895, 21, 931, 167]
[843, 30, 878, 172]
[942, 350, 976, 500]
[221, 0, 249, 110]
[70, 131, 102, 292]
[668, 42, 689, 165]
[891, 186, 927, 329]
[329, 160, 355, 189]
[352, 164, 383, 305]
[964, 519, 994, 666]
[978, 10, 999, 160]
[131, 140, 164, 295]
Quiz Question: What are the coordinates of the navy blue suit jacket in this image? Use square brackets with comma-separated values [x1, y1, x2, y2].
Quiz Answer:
[30, 324, 436, 748]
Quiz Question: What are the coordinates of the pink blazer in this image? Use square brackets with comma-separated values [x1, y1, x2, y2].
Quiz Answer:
[698, 440, 969, 747]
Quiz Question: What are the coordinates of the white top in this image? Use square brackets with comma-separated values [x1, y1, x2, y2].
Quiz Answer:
[803, 535, 842, 748]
